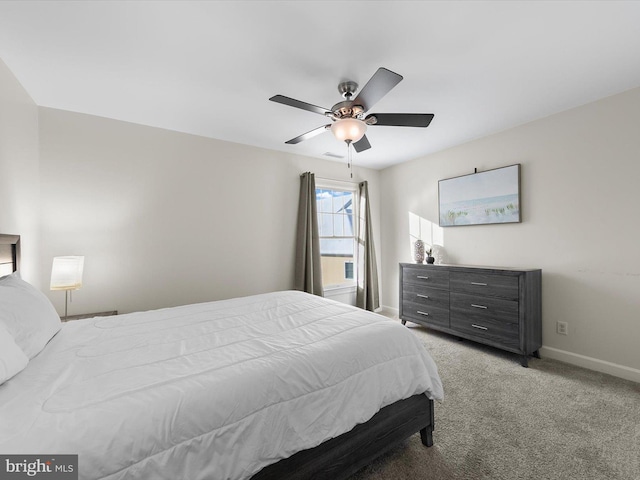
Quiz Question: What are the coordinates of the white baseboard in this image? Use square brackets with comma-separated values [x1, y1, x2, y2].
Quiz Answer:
[380, 305, 399, 319]
[539, 346, 640, 384]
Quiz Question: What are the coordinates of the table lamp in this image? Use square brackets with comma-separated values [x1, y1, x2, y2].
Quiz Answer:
[50, 256, 84, 320]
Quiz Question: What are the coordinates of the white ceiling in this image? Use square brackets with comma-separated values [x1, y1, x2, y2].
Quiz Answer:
[1, 1, 639, 170]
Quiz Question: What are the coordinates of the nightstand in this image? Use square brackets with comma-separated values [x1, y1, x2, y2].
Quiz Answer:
[62, 310, 118, 322]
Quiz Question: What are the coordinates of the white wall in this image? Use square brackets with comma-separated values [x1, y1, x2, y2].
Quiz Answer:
[380, 87, 640, 380]
[0, 59, 40, 284]
[38, 108, 381, 315]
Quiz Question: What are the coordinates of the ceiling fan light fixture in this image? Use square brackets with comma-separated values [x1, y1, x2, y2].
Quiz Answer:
[331, 117, 367, 143]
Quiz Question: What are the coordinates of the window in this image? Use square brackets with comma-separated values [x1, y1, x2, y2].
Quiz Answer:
[344, 261, 354, 280]
[316, 185, 357, 288]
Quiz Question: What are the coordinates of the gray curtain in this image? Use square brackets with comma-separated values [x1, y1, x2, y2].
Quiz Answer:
[294, 172, 324, 296]
[356, 181, 380, 311]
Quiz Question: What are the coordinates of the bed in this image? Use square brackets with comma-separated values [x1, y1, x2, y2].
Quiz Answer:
[0, 234, 443, 480]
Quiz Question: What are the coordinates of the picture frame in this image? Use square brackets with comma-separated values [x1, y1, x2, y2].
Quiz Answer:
[438, 164, 521, 227]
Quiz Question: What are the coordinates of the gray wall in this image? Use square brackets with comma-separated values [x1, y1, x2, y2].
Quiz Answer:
[380, 87, 640, 381]
[37, 108, 381, 315]
[0, 59, 40, 283]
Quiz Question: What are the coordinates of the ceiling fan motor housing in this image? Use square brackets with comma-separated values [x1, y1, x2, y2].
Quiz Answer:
[332, 81, 366, 120]
[331, 100, 365, 120]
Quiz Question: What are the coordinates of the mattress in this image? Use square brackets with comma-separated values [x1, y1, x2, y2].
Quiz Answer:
[0, 290, 443, 480]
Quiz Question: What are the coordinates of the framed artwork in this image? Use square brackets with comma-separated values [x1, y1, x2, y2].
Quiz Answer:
[438, 164, 521, 226]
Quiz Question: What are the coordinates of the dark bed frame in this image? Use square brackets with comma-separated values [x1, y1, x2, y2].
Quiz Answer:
[0, 233, 435, 480]
[252, 394, 434, 480]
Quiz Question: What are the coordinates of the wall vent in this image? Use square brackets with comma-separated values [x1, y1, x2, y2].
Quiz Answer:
[323, 152, 344, 159]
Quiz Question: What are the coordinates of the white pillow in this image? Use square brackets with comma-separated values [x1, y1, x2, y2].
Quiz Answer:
[0, 272, 61, 359]
[0, 323, 29, 384]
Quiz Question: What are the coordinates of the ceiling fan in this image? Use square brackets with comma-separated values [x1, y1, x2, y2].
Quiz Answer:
[269, 67, 434, 153]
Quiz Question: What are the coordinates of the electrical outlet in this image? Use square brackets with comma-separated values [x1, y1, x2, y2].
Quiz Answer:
[556, 321, 568, 335]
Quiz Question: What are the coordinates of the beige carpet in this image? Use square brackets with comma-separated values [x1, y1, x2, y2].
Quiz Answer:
[350, 322, 640, 480]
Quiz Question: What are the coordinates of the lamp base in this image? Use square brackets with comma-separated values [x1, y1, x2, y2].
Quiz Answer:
[64, 290, 69, 320]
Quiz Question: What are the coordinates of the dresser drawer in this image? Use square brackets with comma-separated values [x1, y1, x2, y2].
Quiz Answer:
[402, 301, 449, 328]
[402, 283, 449, 310]
[450, 292, 519, 325]
[450, 312, 520, 350]
[402, 266, 450, 289]
[450, 272, 519, 300]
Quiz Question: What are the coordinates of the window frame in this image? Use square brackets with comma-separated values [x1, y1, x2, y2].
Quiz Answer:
[315, 179, 359, 290]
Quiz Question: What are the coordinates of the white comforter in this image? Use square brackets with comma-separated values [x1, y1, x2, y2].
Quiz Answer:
[0, 291, 442, 480]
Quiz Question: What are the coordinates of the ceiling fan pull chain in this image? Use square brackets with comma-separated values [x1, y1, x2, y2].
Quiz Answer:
[345, 141, 352, 178]
[349, 147, 355, 178]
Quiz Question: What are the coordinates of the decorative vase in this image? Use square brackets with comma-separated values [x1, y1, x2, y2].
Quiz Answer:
[426, 256, 435, 264]
[413, 240, 425, 264]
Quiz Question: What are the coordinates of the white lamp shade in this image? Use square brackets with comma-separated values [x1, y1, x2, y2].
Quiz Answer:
[50, 256, 84, 291]
[331, 118, 367, 143]
[0, 264, 13, 276]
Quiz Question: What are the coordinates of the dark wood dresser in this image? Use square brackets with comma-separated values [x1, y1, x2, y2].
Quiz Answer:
[399, 263, 542, 367]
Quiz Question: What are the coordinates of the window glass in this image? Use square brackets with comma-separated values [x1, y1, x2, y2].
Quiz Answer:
[344, 262, 354, 280]
[316, 187, 357, 288]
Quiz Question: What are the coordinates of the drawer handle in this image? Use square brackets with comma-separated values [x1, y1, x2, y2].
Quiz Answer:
[471, 304, 488, 309]
[417, 275, 430, 280]
[472, 324, 488, 330]
[417, 311, 430, 316]
[416, 294, 430, 299]
[471, 282, 488, 286]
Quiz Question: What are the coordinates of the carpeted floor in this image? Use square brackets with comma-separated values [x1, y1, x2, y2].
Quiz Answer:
[349, 321, 640, 480]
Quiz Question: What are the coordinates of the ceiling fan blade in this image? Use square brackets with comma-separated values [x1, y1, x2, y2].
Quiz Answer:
[368, 113, 434, 127]
[352, 67, 403, 112]
[352, 135, 371, 153]
[270, 95, 330, 116]
[285, 125, 331, 144]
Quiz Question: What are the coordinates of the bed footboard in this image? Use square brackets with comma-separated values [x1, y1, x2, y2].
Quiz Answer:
[252, 393, 434, 480]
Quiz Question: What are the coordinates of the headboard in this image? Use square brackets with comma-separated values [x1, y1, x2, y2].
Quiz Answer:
[0, 234, 20, 276]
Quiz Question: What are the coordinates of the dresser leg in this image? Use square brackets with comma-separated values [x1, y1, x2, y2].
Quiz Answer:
[520, 355, 529, 368]
[401, 319, 407, 325]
